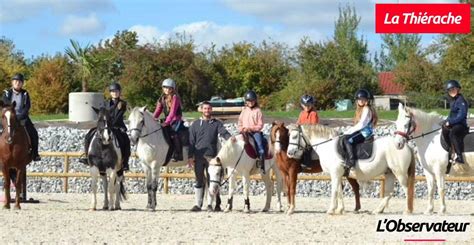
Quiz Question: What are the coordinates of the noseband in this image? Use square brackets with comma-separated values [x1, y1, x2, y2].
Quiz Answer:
[395, 113, 416, 140]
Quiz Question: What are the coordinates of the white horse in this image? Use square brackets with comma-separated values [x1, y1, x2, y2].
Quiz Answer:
[128, 106, 188, 211]
[88, 107, 126, 211]
[208, 134, 284, 213]
[394, 103, 473, 214]
[286, 125, 415, 215]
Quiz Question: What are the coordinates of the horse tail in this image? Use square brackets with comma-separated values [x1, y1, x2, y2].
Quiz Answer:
[407, 149, 416, 213]
[119, 177, 127, 201]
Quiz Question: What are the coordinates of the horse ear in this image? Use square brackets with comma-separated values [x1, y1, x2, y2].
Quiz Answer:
[216, 157, 221, 164]
[11, 100, 16, 109]
[398, 103, 404, 111]
[92, 106, 100, 115]
[272, 121, 277, 126]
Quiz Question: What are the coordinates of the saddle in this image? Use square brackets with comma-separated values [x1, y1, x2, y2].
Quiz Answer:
[337, 136, 375, 161]
[440, 131, 474, 153]
[242, 133, 273, 160]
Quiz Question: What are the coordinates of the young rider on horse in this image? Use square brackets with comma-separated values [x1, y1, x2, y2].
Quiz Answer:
[153, 78, 184, 161]
[342, 89, 378, 177]
[79, 82, 131, 171]
[238, 90, 265, 173]
[442, 80, 469, 166]
[2, 73, 41, 162]
[297, 94, 319, 125]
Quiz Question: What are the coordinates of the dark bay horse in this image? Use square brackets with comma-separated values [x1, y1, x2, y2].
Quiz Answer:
[0, 101, 32, 209]
[270, 122, 360, 215]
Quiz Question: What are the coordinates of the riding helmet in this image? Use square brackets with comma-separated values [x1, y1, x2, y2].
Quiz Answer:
[108, 82, 121, 92]
[300, 94, 315, 106]
[445, 80, 461, 91]
[162, 78, 176, 89]
[11, 73, 24, 82]
[244, 90, 258, 101]
[354, 89, 371, 100]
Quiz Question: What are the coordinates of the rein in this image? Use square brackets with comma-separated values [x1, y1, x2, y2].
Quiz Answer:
[129, 118, 162, 139]
[395, 113, 442, 141]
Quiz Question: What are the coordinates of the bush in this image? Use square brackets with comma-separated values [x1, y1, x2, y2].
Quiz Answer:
[25, 55, 74, 114]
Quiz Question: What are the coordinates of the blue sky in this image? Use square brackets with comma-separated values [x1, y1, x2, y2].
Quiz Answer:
[0, 0, 458, 59]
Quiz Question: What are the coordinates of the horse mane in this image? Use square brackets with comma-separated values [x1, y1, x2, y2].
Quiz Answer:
[301, 124, 338, 139]
[217, 135, 243, 163]
[407, 107, 444, 130]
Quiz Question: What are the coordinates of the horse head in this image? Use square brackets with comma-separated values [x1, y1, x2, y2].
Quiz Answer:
[270, 121, 289, 154]
[1, 101, 18, 145]
[128, 106, 148, 145]
[208, 157, 224, 196]
[394, 103, 416, 149]
[93, 107, 113, 145]
[286, 125, 307, 159]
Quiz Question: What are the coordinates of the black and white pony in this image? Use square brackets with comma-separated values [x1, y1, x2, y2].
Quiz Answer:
[87, 107, 126, 211]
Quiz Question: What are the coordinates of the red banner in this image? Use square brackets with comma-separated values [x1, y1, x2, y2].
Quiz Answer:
[375, 4, 471, 34]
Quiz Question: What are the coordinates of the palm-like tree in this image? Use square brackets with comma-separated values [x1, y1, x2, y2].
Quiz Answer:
[65, 39, 94, 92]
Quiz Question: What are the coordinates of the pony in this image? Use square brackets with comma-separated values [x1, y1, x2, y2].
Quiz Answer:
[270, 122, 361, 215]
[286, 124, 415, 215]
[394, 103, 473, 214]
[128, 106, 191, 211]
[86, 107, 126, 210]
[0, 101, 32, 209]
[207, 134, 284, 213]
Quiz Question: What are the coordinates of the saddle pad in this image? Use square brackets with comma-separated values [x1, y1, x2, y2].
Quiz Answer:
[337, 136, 374, 160]
[440, 132, 474, 152]
[244, 137, 273, 160]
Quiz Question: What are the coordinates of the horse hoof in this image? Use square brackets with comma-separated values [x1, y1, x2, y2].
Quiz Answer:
[335, 209, 344, 215]
[287, 209, 294, 215]
[243, 208, 250, 213]
[424, 210, 433, 215]
[103, 207, 109, 211]
[261, 208, 269, 213]
[115, 207, 122, 211]
[326, 210, 335, 215]
[14, 206, 21, 210]
[90, 208, 96, 211]
[403, 210, 412, 215]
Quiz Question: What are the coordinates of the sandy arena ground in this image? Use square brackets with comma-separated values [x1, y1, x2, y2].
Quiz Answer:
[0, 193, 472, 244]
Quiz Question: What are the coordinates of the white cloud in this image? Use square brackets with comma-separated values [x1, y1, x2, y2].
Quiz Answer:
[126, 21, 324, 50]
[60, 14, 105, 36]
[0, 0, 114, 23]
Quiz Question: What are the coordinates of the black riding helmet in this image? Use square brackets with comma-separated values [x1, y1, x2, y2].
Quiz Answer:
[244, 90, 257, 101]
[354, 89, 371, 100]
[109, 82, 121, 92]
[445, 80, 461, 91]
[300, 94, 315, 106]
[12, 73, 25, 82]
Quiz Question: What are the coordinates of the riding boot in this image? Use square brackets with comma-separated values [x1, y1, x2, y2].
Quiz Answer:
[79, 129, 95, 165]
[343, 140, 356, 177]
[171, 134, 183, 161]
[190, 187, 204, 212]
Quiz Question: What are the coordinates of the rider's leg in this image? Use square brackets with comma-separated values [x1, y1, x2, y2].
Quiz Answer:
[119, 131, 131, 171]
[79, 128, 96, 164]
[25, 119, 40, 161]
[450, 124, 468, 164]
[252, 132, 266, 174]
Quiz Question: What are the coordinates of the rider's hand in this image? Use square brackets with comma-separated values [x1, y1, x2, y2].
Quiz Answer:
[161, 122, 169, 127]
[187, 158, 194, 168]
[445, 121, 450, 127]
[230, 136, 237, 143]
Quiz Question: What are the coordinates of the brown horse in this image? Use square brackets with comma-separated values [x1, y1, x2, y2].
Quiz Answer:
[270, 122, 361, 215]
[0, 101, 32, 209]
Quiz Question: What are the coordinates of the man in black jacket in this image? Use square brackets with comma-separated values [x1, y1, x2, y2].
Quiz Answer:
[188, 101, 235, 211]
[2, 73, 41, 161]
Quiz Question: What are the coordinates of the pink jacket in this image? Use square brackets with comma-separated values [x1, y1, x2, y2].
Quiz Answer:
[153, 94, 182, 125]
[238, 106, 263, 132]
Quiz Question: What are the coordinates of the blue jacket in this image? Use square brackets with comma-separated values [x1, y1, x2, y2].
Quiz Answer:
[447, 94, 468, 127]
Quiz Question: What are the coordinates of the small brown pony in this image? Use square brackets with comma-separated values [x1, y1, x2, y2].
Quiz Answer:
[0, 101, 32, 209]
[270, 122, 361, 215]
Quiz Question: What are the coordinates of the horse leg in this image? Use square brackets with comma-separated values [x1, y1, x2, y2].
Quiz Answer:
[90, 166, 99, 211]
[242, 173, 251, 213]
[101, 174, 108, 210]
[335, 181, 345, 215]
[144, 166, 153, 210]
[347, 178, 361, 212]
[434, 173, 446, 214]
[107, 169, 116, 211]
[150, 165, 160, 211]
[327, 173, 342, 215]
[261, 171, 273, 212]
[287, 167, 298, 215]
[373, 172, 395, 214]
[424, 172, 435, 214]
[114, 174, 123, 210]
[224, 173, 236, 213]
[272, 164, 283, 212]
[284, 173, 291, 211]
[14, 167, 22, 209]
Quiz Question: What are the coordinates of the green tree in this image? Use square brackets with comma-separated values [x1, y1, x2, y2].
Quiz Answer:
[0, 37, 27, 89]
[65, 39, 95, 92]
[375, 34, 422, 71]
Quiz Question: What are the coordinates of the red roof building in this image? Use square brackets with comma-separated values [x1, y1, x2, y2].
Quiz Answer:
[378, 71, 404, 95]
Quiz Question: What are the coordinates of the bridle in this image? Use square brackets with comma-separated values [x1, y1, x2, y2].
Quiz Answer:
[209, 147, 245, 187]
[128, 112, 162, 139]
[394, 112, 417, 140]
[288, 125, 334, 152]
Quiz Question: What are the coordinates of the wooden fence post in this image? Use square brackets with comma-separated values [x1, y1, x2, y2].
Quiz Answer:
[164, 167, 169, 194]
[63, 155, 70, 193]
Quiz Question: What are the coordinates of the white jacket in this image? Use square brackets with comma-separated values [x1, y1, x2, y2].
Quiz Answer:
[346, 106, 373, 135]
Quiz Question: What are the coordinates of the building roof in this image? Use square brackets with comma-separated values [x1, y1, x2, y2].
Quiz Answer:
[378, 71, 404, 95]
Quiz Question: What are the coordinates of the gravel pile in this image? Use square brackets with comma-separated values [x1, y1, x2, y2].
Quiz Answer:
[5, 123, 471, 200]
